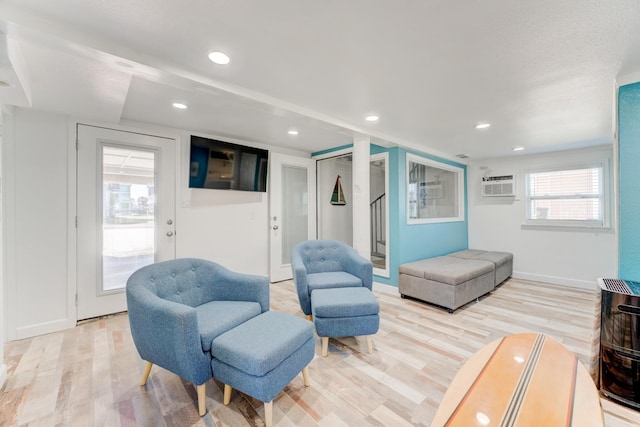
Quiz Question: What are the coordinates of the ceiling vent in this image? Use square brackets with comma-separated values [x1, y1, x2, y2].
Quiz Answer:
[481, 175, 515, 197]
[455, 154, 469, 159]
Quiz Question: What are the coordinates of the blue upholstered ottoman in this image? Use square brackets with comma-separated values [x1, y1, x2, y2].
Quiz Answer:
[210, 311, 314, 427]
[311, 287, 380, 357]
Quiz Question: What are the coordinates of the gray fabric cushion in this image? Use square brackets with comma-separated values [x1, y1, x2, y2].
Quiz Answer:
[448, 249, 513, 267]
[311, 287, 379, 318]
[399, 256, 493, 285]
[447, 249, 487, 260]
[470, 251, 513, 267]
[196, 301, 262, 352]
[211, 311, 314, 377]
[307, 271, 363, 293]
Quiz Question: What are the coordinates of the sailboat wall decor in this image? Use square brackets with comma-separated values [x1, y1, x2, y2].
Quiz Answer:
[330, 175, 346, 205]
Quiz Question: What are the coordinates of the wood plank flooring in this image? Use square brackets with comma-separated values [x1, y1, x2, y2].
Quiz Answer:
[3, 278, 640, 426]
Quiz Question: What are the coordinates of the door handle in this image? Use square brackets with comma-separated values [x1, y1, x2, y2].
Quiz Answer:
[166, 231, 174, 237]
[272, 225, 279, 230]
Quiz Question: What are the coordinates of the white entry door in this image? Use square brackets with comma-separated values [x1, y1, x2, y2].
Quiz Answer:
[77, 124, 176, 320]
[269, 153, 316, 282]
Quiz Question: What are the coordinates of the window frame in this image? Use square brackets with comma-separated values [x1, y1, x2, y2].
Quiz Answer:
[406, 153, 465, 224]
[523, 161, 611, 229]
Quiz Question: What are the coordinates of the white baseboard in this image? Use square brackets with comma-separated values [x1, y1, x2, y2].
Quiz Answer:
[513, 271, 598, 291]
[14, 318, 71, 340]
[0, 363, 7, 389]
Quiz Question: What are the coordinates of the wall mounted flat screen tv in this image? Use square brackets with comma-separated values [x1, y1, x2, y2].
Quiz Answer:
[189, 135, 269, 192]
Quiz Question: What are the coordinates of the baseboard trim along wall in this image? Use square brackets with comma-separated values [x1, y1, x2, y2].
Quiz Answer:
[0, 364, 7, 389]
[14, 318, 70, 340]
[512, 272, 599, 291]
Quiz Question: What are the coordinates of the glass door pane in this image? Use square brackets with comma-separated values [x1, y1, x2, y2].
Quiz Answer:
[101, 145, 155, 292]
[281, 165, 308, 264]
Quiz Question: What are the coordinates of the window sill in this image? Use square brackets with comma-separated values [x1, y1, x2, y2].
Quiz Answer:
[520, 223, 613, 233]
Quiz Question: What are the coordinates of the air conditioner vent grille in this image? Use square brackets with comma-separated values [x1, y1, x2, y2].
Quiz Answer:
[481, 175, 515, 197]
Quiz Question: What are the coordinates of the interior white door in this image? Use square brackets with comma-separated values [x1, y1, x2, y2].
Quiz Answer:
[77, 124, 176, 320]
[269, 153, 316, 282]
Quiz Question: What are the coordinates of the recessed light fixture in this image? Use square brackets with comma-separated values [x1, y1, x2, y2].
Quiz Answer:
[288, 129, 299, 136]
[172, 102, 188, 109]
[475, 123, 491, 129]
[208, 51, 230, 65]
[512, 146, 524, 151]
[365, 115, 379, 122]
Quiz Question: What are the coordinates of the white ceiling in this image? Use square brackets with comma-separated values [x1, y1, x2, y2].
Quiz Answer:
[1, 0, 640, 161]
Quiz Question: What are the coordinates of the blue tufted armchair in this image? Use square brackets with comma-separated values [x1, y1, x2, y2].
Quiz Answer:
[126, 258, 269, 416]
[291, 239, 373, 316]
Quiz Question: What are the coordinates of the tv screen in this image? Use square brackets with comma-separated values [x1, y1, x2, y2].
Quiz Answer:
[189, 135, 269, 192]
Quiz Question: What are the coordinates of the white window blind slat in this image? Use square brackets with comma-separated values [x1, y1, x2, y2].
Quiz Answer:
[525, 166, 604, 225]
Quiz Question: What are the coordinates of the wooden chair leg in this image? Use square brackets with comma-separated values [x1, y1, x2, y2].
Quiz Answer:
[140, 361, 153, 386]
[302, 366, 310, 386]
[322, 337, 329, 357]
[264, 401, 273, 427]
[366, 335, 373, 354]
[197, 383, 206, 416]
[223, 384, 232, 405]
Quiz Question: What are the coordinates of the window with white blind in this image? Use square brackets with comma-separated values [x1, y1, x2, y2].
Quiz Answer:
[524, 163, 609, 228]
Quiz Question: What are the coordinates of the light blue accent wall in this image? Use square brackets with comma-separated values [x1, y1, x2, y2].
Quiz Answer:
[619, 82, 640, 280]
[311, 144, 469, 286]
[395, 148, 468, 278]
[311, 144, 353, 157]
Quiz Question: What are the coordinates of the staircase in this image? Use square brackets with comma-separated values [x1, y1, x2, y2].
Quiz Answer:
[370, 193, 386, 268]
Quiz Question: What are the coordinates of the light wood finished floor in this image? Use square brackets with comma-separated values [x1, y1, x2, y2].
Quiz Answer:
[3, 278, 640, 426]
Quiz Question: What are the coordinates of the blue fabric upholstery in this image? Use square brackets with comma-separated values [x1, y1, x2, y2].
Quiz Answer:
[308, 271, 363, 292]
[211, 311, 315, 403]
[126, 258, 269, 387]
[311, 287, 380, 338]
[196, 301, 262, 352]
[291, 239, 373, 315]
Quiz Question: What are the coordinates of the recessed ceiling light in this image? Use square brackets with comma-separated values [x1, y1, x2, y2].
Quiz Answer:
[172, 102, 188, 109]
[288, 129, 299, 135]
[365, 115, 379, 122]
[512, 147, 524, 151]
[208, 51, 230, 65]
[476, 123, 491, 129]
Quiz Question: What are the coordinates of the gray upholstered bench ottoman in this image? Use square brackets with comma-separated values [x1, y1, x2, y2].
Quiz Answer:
[211, 311, 315, 427]
[399, 256, 495, 312]
[447, 249, 513, 286]
[311, 287, 380, 357]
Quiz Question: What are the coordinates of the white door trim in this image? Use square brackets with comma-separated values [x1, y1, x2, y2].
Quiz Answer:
[68, 120, 179, 324]
[269, 153, 316, 282]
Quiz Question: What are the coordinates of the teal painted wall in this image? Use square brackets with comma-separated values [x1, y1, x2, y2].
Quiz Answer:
[619, 82, 640, 280]
[394, 148, 468, 280]
[312, 144, 469, 286]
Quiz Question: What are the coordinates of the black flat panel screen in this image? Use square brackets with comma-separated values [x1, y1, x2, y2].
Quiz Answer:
[189, 135, 268, 192]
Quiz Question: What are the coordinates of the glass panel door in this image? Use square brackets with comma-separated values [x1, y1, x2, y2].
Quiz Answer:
[280, 165, 309, 266]
[77, 124, 176, 320]
[101, 145, 156, 292]
[269, 153, 316, 282]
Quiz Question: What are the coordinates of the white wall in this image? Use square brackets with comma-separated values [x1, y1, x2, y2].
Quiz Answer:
[3, 108, 309, 340]
[4, 109, 73, 339]
[317, 155, 353, 244]
[0, 110, 6, 388]
[177, 187, 270, 275]
[468, 146, 617, 289]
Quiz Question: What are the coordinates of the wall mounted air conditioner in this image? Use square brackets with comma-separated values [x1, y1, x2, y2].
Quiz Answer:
[481, 175, 515, 197]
